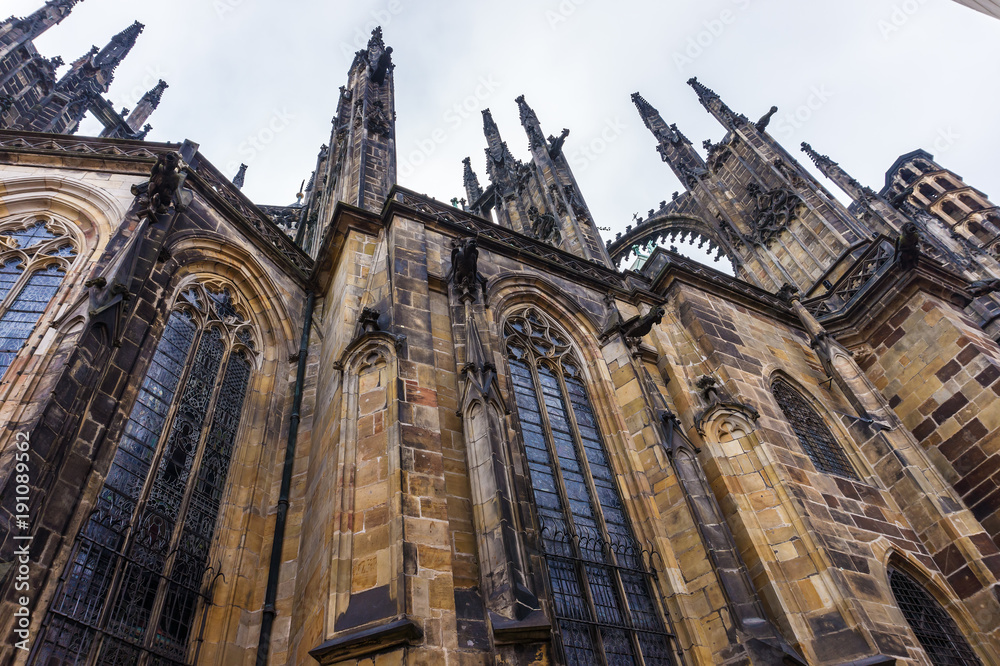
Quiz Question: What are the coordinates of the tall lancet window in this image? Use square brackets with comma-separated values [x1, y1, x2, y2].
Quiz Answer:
[0, 217, 78, 381]
[771, 377, 857, 480]
[888, 567, 981, 665]
[504, 308, 675, 666]
[32, 282, 257, 666]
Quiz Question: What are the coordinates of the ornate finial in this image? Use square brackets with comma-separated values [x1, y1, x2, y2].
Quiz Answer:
[515, 94, 544, 149]
[233, 163, 247, 189]
[143, 79, 168, 108]
[462, 156, 484, 203]
[755, 106, 778, 132]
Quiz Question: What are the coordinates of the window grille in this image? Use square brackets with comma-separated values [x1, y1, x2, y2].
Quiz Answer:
[771, 378, 857, 479]
[32, 284, 257, 666]
[888, 567, 981, 666]
[504, 308, 676, 666]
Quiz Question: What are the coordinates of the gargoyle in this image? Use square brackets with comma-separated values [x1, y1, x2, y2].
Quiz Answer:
[895, 222, 922, 270]
[449, 237, 489, 302]
[968, 278, 1000, 297]
[621, 306, 665, 340]
[132, 152, 192, 217]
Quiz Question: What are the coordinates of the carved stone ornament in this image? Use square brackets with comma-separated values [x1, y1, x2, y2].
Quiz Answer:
[365, 99, 393, 138]
[526, 205, 559, 243]
[448, 237, 489, 303]
[130, 152, 193, 218]
[745, 183, 805, 247]
[692, 375, 761, 440]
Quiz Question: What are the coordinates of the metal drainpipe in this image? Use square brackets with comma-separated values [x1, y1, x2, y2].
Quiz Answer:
[255, 289, 315, 666]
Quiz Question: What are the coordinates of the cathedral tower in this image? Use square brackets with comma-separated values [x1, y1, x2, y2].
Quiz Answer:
[297, 27, 397, 257]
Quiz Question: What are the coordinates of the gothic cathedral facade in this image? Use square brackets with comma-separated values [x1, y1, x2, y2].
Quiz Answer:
[1, 4, 1000, 665]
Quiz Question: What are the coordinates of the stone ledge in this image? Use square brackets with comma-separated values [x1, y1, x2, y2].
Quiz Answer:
[308, 616, 422, 665]
[839, 657, 896, 666]
[489, 609, 551, 645]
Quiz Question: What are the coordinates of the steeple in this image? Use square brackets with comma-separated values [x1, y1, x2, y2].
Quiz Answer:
[296, 26, 397, 257]
[462, 157, 484, 206]
[687, 77, 749, 130]
[0, 0, 83, 60]
[515, 94, 545, 150]
[632, 91, 707, 186]
[482, 108, 519, 200]
[123, 78, 167, 131]
[800, 142, 866, 200]
[93, 20, 143, 84]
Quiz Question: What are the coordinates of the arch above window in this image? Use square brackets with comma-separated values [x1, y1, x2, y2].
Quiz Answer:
[771, 377, 857, 479]
[888, 566, 981, 665]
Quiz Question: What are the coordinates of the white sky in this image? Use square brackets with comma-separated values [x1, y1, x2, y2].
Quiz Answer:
[9, 0, 999, 267]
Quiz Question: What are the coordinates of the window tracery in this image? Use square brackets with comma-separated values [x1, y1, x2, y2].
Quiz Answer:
[0, 215, 78, 380]
[504, 308, 675, 666]
[32, 281, 257, 666]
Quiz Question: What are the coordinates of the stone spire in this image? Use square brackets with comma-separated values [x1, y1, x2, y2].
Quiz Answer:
[631, 91, 707, 186]
[481, 108, 519, 199]
[515, 94, 545, 150]
[0, 0, 83, 60]
[123, 79, 167, 132]
[93, 20, 143, 83]
[687, 76, 749, 130]
[462, 157, 484, 205]
[295, 26, 397, 257]
[800, 142, 866, 199]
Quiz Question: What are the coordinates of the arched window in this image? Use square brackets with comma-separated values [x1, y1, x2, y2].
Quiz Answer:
[0, 216, 78, 380]
[888, 567, 981, 665]
[771, 377, 857, 479]
[32, 281, 258, 666]
[504, 308, 675, 666]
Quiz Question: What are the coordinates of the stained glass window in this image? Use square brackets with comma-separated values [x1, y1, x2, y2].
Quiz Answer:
[505, 308, 676, 666]
[32, 284, 256, 666]
[0, 264, 65, 379]
[888, 567, 981, 665]
[771, 377, 857, 479]
[0, 216, 78, 381]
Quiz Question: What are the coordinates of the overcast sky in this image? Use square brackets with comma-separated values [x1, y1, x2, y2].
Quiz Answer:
[9, 0, 999, 268]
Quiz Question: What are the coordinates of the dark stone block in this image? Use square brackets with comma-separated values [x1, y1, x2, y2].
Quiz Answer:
[975, 364, 1000, 387]
[932, 393, 968, 425]
[957, 344, 981, 366]
[940, 419, 988, 461]
[935, 360, 961, 383]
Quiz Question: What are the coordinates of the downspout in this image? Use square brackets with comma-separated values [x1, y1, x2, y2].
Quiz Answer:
[255, 289, 315, 666]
